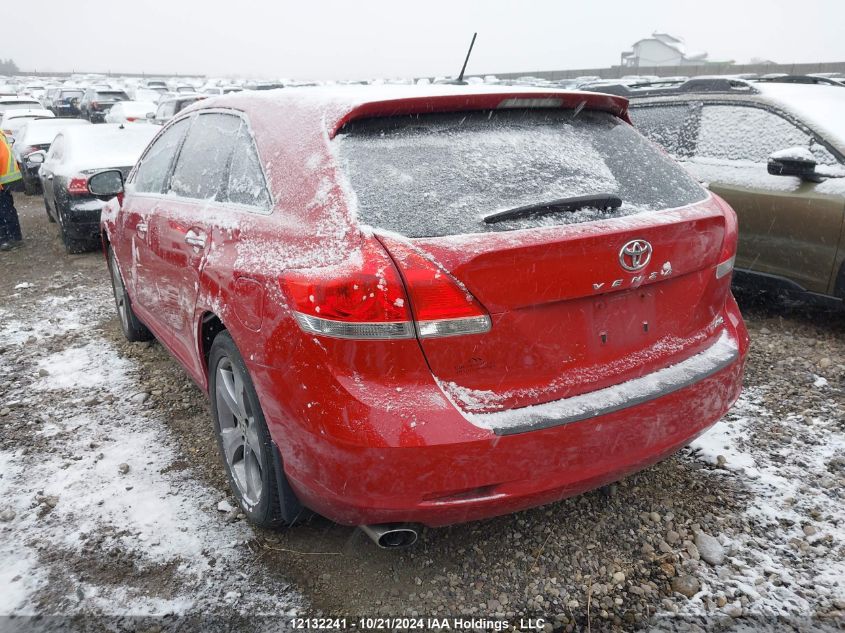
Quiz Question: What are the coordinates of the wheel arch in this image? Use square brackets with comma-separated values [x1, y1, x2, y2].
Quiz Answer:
[199, 311, 228, 379]
[202, 313, 304, 525]
[100, 228, 111, 258]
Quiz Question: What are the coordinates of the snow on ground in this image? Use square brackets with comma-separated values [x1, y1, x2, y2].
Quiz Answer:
[0, 287, 302, 621]
[664, 384, 845, 623]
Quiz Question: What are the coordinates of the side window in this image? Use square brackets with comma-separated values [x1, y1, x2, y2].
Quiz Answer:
[809, 142, 840, 167]
[48, 135, 64, 161]
[156, 102, 176, 120]
[169, 113, 240, 200]
[225, 123, 271, 209]
[133, 117, 190, 194]
[695, 105, 812, 163]
[630, 104, 698, 158]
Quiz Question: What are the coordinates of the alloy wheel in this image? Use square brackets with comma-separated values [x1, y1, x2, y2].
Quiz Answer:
[215, 357, 264, 507]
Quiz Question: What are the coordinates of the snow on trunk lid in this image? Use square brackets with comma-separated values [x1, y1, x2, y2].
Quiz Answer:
[378, 195, 731, 414]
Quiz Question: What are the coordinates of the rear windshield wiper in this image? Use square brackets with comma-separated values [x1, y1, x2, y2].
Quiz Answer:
[483, 193, 622, 225]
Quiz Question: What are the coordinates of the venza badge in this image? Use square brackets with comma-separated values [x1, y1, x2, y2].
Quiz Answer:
[619, 239, 653, 272]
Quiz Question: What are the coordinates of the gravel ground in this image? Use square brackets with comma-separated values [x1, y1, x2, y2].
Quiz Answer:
[0, 194, 843, 632]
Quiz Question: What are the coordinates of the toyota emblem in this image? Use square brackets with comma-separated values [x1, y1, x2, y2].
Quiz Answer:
[619, 239, 653, 272]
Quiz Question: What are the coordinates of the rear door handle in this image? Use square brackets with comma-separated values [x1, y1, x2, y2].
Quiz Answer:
[184, 228, 207, 249]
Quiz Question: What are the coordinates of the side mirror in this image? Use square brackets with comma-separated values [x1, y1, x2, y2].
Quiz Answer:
[767, 147, 821, 182]
[88, 169, 124, 199]
[26, 151, 46, 165]
[145, 112, 155, 120]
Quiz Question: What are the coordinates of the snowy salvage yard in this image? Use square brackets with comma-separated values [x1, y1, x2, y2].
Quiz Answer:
[0, 280, 303, 625]
[1, 196, 844, 632]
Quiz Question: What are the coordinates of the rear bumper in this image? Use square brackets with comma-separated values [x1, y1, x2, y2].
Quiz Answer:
[471, 329, 739, 436]
[62, 198, 103, 240]
[258, 298, 749, 527]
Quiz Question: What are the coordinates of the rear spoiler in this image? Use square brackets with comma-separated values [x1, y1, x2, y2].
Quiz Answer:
[330, 91, 630, 137]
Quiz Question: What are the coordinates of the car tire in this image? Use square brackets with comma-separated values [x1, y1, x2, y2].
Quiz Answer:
[23, 177, 38, 196]
[59, 224, 87, 254]
[107, 246, 153, 342]
[209, 330, 303, 528]
[44, 196, 56, 223]
[56, 204, 92, 254]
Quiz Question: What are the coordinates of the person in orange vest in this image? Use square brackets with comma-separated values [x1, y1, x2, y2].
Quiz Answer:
[0, 129, 23, 251]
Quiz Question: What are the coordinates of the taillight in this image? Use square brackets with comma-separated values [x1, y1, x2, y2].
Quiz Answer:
[281, 239, 414, 340]
[377, 237, 491, 338]
[125, 117, 137, 122]
[67, 175, 89, 196]
[713, 194, 738, 280]
[281, 236, 492, 340]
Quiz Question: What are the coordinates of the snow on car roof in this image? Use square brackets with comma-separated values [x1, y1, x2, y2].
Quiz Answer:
[190, 84, 630, 138]
[0, 96, 40, 103]
[178, 85, 630, 241]
[755, 83, 845, 153]
[0, 109, 54, 124]
[113, 101, 157, 116]
[18, 118, 91, 145]
[58, 123, 158, 173]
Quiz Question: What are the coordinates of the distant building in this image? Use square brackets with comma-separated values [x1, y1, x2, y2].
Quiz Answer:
[621, 33, 719, 68]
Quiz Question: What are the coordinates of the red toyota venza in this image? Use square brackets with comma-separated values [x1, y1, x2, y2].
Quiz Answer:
[92, 86, 748, 547]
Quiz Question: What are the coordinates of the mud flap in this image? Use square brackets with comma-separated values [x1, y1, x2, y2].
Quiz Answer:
[271, 440, 306, 525]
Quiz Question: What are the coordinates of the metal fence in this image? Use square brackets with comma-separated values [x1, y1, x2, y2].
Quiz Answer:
[8, 60, 845, 82]
[485, 61, 845, 81]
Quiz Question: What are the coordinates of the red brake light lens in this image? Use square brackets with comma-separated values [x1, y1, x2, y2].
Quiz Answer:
[67, 176, 89, 196]
[712, 193, 738, 279]
[376, 236, 491, 339]
[282, 236, 492, 340]
[281, 239, 414, 339]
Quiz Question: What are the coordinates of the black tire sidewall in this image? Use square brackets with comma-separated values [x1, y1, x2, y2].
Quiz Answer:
[208, 331, 285, 527]
[107, 247, 152, 342]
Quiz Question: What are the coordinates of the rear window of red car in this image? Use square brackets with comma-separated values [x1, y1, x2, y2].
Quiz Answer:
[335, 108, 706, 238]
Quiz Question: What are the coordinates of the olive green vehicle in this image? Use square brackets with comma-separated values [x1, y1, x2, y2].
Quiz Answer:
[592, 77, 845, 306]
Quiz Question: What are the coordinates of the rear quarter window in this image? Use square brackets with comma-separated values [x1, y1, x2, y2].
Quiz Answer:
[335, 109, 707, 238]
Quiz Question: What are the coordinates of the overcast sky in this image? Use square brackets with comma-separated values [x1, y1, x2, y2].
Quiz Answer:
[10, 0, 845, 79]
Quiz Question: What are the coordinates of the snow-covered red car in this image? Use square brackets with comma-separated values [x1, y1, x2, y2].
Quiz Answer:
[91, 86, 749, 546]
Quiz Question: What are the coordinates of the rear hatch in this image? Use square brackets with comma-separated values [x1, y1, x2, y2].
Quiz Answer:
[335, 107, 731, 413]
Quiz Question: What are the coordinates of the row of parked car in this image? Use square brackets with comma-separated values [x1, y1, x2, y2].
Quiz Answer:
[0, 73, 843, 540]
[2, 72, 844, 302]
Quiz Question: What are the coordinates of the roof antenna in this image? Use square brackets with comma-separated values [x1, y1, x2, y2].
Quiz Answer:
[456, 32, 477, 84]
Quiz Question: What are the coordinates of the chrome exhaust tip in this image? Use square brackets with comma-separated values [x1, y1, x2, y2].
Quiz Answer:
[360, 523, 419, 548]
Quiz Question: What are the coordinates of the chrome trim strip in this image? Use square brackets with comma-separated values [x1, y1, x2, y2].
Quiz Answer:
[458, 331, 739, 436]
